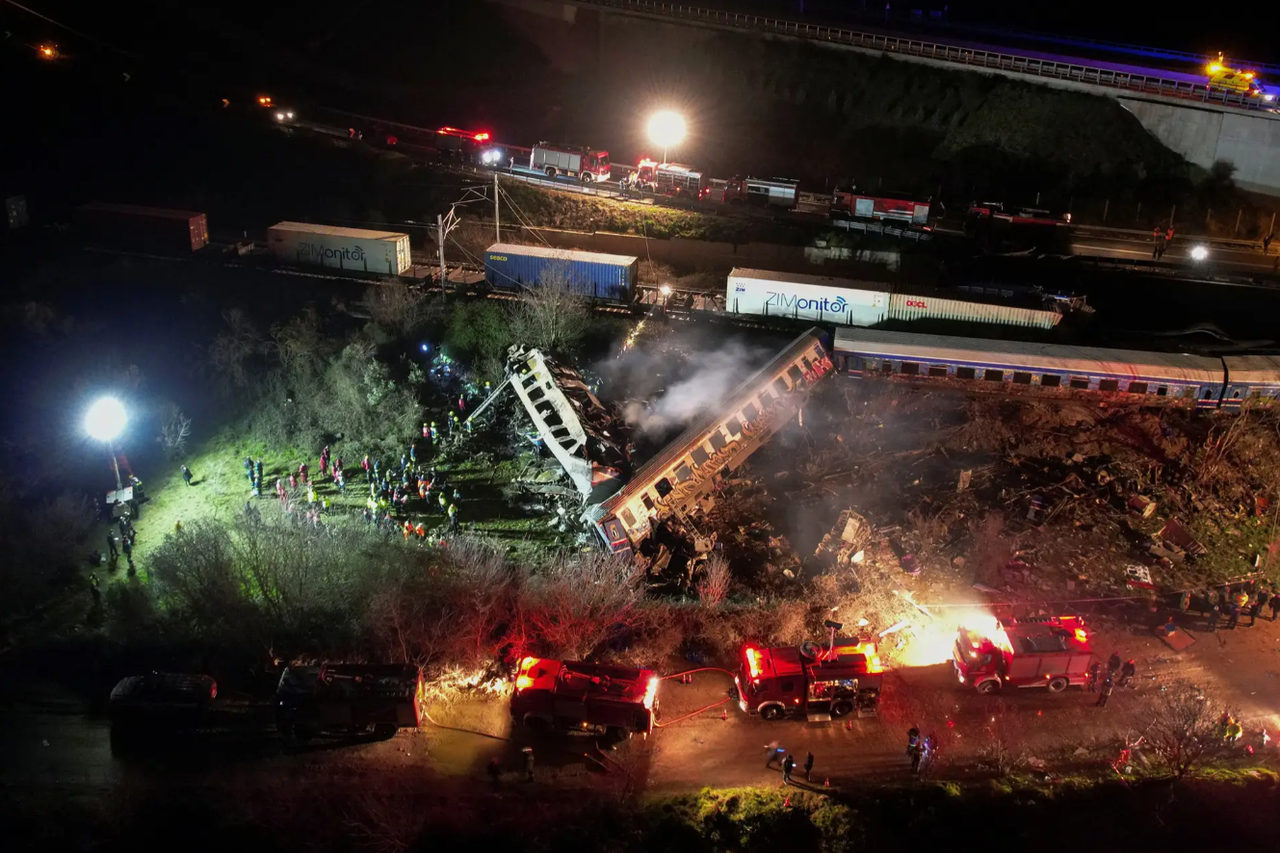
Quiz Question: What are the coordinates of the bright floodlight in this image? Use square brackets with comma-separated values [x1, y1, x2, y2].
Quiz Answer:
[1190, 245, 1209, 261]
[647, 111, 686, 161]
[85, 397, 127, 442]
[659, 284, 672, 296]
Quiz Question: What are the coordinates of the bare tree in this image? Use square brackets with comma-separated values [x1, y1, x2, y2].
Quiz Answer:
[362, 281, 437, 338]
[156, 403, 192, 459]
[519, 552, 644, 659]
[1142, 681, 1219, 779]
[509, 261, 591, 353]
[271, 306, 328, 378]
[979, 699, 1025, 777]
[208, 308, 262, 389]
[696, 553, 732, 607]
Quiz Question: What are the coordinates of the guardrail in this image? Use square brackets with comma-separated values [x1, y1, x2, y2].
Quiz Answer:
[578, 0, 1274, 112]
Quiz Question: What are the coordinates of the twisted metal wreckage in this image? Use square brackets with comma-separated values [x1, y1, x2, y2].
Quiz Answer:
[472, 330, 833, 570]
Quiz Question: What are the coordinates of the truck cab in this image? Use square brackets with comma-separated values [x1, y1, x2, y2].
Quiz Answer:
[953, 615, 1093, 694]
[735, 639, 883, 722]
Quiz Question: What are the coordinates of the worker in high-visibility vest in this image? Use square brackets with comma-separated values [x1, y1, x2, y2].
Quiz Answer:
[447, 503, 459, 531]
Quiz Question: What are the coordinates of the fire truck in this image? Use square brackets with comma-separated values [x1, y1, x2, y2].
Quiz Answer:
[528, 142, 612, 183]
[512, 657, 659, 740]
[733, 638, 884, 722]
[435, 125, 492, 160]
[275, 664, 425, 742]
[706, 176, 799, 209]
[952, 615, 1094, 694]
[632, 159, 706, 196]
[966, 201, 1071, 230]
[832, 187, 931, 225]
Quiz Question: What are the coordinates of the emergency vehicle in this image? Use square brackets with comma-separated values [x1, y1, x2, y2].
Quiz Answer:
[632, 159, 706, 196]
[1206, 55, 1275, 101]
[734, 638, 884, 722]
[832, 188, 931, 225]
[275, 664, 424, 742]
[706, 176, 799, 209]
[435, 126, 493, 160]
[952, 615, 1094, 694]
[966, 201, 1071, 229]
[511, 657, 659, 740]
[528, 142, 612, 182]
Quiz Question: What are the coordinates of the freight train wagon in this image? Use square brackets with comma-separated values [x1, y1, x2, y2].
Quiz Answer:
[724, 270, 1063, 330]
[267, 222, 412, 275]
[76, 202, 209, 254]
[484, 243, 638, 303]
[833, 327, 1227, 409]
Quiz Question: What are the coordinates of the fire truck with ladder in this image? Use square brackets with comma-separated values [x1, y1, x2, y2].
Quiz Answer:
[512, 657, 659, 741]
[952, 615, 1094, 694]
[733, 628, 884, 721]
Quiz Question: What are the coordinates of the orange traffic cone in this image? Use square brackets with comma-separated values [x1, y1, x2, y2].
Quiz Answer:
[721, 707, 728, 720]
[845, 719, 853, 730]
[783, 795, 791, 807]
[824, 777, 831, 788]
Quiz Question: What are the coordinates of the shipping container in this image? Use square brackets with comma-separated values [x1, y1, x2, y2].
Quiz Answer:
[75, 202, 208, 253]
[485, 243, 637, 303]
[5, 195, 29, 229]
[267, 222, 411, 275]
[725, 268, 889, 326]
[888, 292, 1061, 329]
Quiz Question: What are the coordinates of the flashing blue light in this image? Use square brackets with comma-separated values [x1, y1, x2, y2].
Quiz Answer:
[420, 343, 431, 352]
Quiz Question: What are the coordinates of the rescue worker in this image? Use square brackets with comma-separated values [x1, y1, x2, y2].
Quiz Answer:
[1264, 233, 1273, 255]
[803, 751, 815, 782]
[782, 754, 796, 784]
[448, 503, 459, 531]
[89, 572, 101, 607]
[906, 727, 920, 756]
[909, 740, 923, 774]
[1270, 592, 1280, 622]
[1207, 603, 1221, 632]
[523, 747, 535, 782]
[106, 532, 119, 561]
[1095, 675, 1114, 708]
[181, 464, 193, 486]
[1225, 718, 1244, 744]
[1086, 661, 1101, 693]
[1227, 602, 1241, 630]
[298, 461, 309, 484]
[422, 422, 430, 439]
[1107, 652, 1122, 677]
[243, 456, 254, 482]
[362, 455, 371, 480]
[1251, 589, 1268, 626]
[1119, 659, 1137, 688]
[438, 493, 448, 515]
[402, 520, 413, 541]
[429, 422, 439, 443]
[122, 536, 135, 571]
[255, 459, 263, 486]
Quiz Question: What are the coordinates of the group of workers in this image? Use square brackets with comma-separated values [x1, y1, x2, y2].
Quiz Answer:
[1087, 651, 1137, 708]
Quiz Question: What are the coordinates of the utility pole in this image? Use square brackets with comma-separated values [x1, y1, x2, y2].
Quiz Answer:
[495, 171, 501, 243]
[437, 213, 447, 303]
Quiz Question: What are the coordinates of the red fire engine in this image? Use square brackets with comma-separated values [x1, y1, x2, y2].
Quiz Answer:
[632, 159, 706, 196]
[734, 638, 884, 722]
[952, 615, 1094, 694]
[511, 657, 659, 740]
[832, 188, 931, 225]
[966, 201, 1071, 230]
[705, 176, 799, 209]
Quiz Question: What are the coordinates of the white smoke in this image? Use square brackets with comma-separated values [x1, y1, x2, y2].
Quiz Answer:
[618, 339, 773, 438]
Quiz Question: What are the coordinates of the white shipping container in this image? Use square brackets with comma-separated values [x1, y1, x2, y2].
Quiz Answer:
[267, 222, 412, 275]
[888, 292, 1061, 330]
[725, 268, 889, 325]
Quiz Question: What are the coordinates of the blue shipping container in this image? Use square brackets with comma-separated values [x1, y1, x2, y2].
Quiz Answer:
[484, 243, 638, 303]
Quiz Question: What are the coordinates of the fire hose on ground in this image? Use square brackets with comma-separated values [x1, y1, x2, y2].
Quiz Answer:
[654, 666, 738, 728]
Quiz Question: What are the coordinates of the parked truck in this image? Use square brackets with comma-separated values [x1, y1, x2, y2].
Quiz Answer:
[832, 188, 931, 225]
[484, 243, 638, 302]
[631, 159, 706, 196]
[267, 222, 412, 275]
[734, 637, 884, 721]
[952, 615, 1094, 694]
[275, 664, 424, 742]
[706, 176, 799, 209]
[75, 202, 208, 253]
[527, 142, 611, 183]
[511, 657, 659, 741]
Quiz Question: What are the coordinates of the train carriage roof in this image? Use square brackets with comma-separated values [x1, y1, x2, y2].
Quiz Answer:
[1222, 355, 1280, 385]
[834, 328, 1222, 385]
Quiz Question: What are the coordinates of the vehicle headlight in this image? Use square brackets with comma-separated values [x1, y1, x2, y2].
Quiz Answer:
[1190, 245, 1210, 261]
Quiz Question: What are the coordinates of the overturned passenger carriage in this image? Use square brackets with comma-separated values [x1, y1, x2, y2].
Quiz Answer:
[584, 328, 832, 557]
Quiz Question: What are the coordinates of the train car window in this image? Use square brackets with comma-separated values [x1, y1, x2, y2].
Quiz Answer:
[880, 361, 894, 375]
[1013, 372, 1032, 385]
[1186, 387, 1201, 399]
[621, 508, 637, 527]
[773, 378, 790, 396]
[760, 387, 776, 403]
[1069, 377, 1090, 390]
[1128, 382, 1148, 394]
[692, 446, 710, 467]
[727, 416, 746, 436]
[836, 355, 848, 373]
[1202, 388, 1216, 400]
[983, 369, 1003, 382]
[1098, 379, 1119, 392]
[788, 365, 805, 384]
[1156, 386, 1168, 397]
[709, 431, 728, 452]
[655, 478, 673, 498]
[1041, 375, 1061, 387]
[900, 362, 919, 376]
[641, 494, 655, 512]
[742, 402, 760, 422]
[956, 367, 976, 380]
[675, 463, 693, 483]
[800, 356, 812, 372]
[1231, 389, 1242, 399]
[928, 365, 948, 378]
